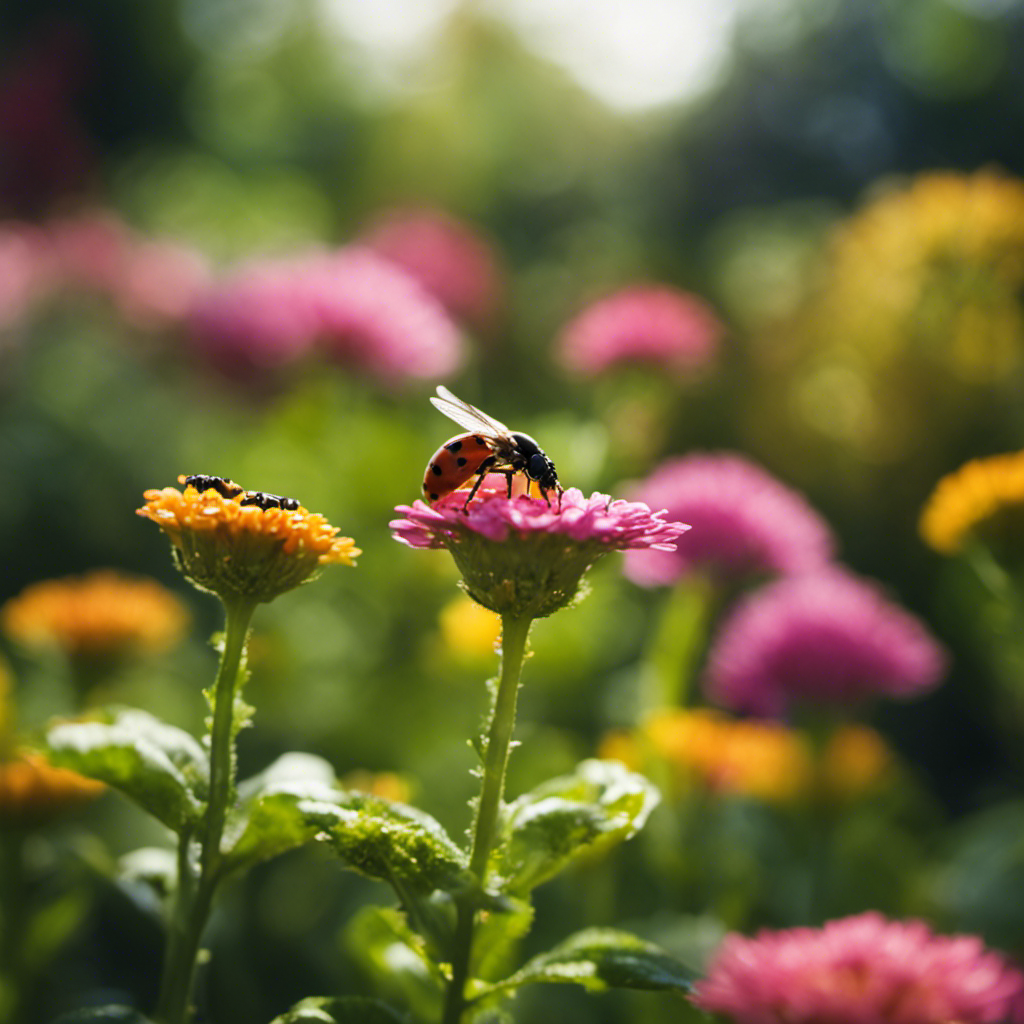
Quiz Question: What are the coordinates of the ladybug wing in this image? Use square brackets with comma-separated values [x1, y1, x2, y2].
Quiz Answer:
[431, 386, 515, 444]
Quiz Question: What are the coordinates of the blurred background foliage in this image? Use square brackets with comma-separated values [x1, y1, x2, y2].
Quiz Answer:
[4, 0, 1024, 1021]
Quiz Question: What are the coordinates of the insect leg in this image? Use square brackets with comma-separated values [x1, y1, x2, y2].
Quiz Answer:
[459, 456, 498, 512]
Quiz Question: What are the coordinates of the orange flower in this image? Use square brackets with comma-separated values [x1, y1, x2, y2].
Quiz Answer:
[342, 769, 414, 804]
[1, 570, 188, 659]
[0, 750, 104, 826]
[137, 478, 359, 604]
[819, 724, 892, 800]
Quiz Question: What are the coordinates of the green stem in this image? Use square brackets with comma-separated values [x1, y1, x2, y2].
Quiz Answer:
[154, 597, 256, 1024]
[442, 612, 533, 1024]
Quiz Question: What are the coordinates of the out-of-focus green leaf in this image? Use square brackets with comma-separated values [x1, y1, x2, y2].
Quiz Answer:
[496, 759, 659, 893]
[345, 906, 445, 1023]
[45, 709, 208, 833]
[268, 995, 409, 1023]
[487, 927, 696, 997]
[470, 894, 534, 984]
[222, 752, 341, 870]
[51, 1007, 154, 1023]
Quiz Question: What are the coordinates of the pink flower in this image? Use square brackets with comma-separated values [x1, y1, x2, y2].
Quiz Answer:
[691, 911, 1024, 1024]
[558, 285, 723, 377]
[704, 569, 947, 716]
[391, 478, 689, 618]
[311, 247, 463, 380]
[622, 454, 835, 587]
[188, 257, 323, 373]
[360, 206, 504, 331]
[46, 211, 131, 295]
[0, 222, 54, 330]
[113, 238, 211, 328]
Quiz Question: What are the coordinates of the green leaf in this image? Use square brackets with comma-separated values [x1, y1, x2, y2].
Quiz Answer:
[310, 792, 470, 896]
[496, 759, 659, 893]
[490, 927, 697, 996]
[222, 753, 341, 870]
[268, 996, 409, 1024]
[45, 709, 208, 833]
[51, 1007, 154, 1024]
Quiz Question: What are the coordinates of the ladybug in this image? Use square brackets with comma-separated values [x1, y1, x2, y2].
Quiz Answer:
[423, 386, 563, 512]
[180, 474, 301, 511]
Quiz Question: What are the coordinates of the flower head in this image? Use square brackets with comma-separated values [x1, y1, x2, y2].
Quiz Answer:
[1, 570, 189, 660]
[705, 569, 946, 716]
[602, 708, 813, 804]
[691, 911, 1024, 1024]
[360, 206, 504, 331]
[137, 478, 359, 606]
[391, 478, 688, 618]
[622, 453, 836, 587]
[0, 750, 105, 827]
[919, 450, 1024, 556]
[820, 723, 894, 802]
[558, 285, 723, 377]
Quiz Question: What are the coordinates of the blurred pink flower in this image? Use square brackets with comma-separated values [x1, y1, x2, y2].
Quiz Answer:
[622, 453, 835, 586]
[312, 246, 463, 380]
[705, 568, 947, 716]
[0, 222, 55, 330]
[46, 211, 131, 294]
[692, 911, 1024, 1024]
[361, 206, 504, 331]
[391, 478, 688, 551]
[558, 285, 723, 377]
[114, 239, 211, 328]
[188, 257, 322, 373]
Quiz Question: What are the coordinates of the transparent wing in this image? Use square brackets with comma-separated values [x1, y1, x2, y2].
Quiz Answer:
[430, 385, 515, 441]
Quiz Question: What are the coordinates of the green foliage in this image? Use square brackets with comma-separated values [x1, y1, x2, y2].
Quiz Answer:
[496, 759, 660, 894]
[487, 928, 697, 997]
[51, 1008, 155, 1023]
[44, 709, 209, 833]
[268, 995, 410, 1024]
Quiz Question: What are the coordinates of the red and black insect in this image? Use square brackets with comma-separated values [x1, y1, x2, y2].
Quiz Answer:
[181, 474, 301, 511]
[422, 386, 563, 512]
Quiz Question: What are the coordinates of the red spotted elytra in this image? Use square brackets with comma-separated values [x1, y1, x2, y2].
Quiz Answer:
[422, 386, 563, 512]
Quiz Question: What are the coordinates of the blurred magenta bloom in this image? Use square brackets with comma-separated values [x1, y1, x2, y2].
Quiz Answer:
[692, 911, 1024, 1024]
[705, 569, 946, 716]
[391, 479, 687, 551]
[0, 222, 54, 330]
[189, 247, 462, 382]
[622, 453, 835, 586]
[312, 247, 463, 380]
[361, 206, 504, 332]
[558, 284, 723, 377]
[188, 257, 323, 373]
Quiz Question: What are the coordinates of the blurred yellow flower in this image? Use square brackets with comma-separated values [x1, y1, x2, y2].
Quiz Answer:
[0, 750, 105, 826]
[342, 769, 414, 804]
[819, 723, 892, 801]
[138, 480, 359, 604]
[438, 594, 501, 661]
[603, 709, 813, 804]
[1, 570, 189, 659]
[919, 451, 1024, 555]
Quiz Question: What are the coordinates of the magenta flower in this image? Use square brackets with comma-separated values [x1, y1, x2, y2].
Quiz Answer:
[113, 238, 210, 328]
[188, 257, 323, 373]
[0, 222, 54, 330]
[622, 453, 835, 587]
[360, 206, 504, 332]
[558, 284, 723, 377]
[692, 911, 1024, 1024]
[704, 569, 947, 716]
[311, 247, 463, 381]
[391, 477, 689, 618]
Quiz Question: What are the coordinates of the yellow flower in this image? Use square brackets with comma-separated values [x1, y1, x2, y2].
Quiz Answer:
[1, 570, 189, 659]
[819, 724, 892, 801]
[342, 769, 414, 804]
[0, 750, 105, 826]
[137, 478, 359, 604]
[438, 594, 501, 661]
[606, 709, 813, 804]
[919, 450, 1024, 554]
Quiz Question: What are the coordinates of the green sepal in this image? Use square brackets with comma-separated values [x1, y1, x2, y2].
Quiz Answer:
[268, 995, 410, 1023]
[44, 709, 208, 833]
[487, 927, 697, 996]
[496, 759, 659, 894]
[221, 752, 341, 871]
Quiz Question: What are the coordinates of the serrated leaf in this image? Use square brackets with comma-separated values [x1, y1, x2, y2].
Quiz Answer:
[269, 996, 409, 1024]
[491, 928, 696, 996]
[497, 759, 659, 893]
[45, 709, 208, 833]
[222, 753, 342, 870]
[309, 793, 470, 896]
